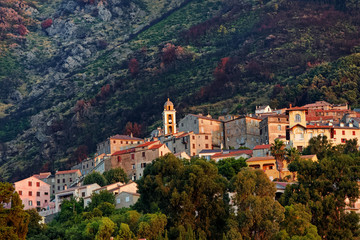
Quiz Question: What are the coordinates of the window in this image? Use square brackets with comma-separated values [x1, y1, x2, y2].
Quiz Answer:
[118, 156, 121, 162]
[334, 130, 336, 135]
[142, 152, 145, 157]
[132, 164, 135, 169]
[126, 141, 128, 144]
[28, 181, 32, 187]
[295, 114, 301, 122]
[113, 140, 116, 144]
[277, 125, 281, 131]
[117, 199, 120, 204]
[63, 186, 65, 190]
[44, 192, 48, 195]
[353, 131, 356, 135]
[45, 200, 47, 203]
[173, 138, 176, 143]
[205, 144, 209, 149]
[205, 136, 208, 140]
[82, 192, 85, 197]
[125, 196, 130, 202]
[297, 146, 303, 152]
[161, 151, 163, 156]
[193, 152, 195, 156]
[37, 201, 40, 206]
[37, 192, 40, 197]
[62, 179, 65, 183]
[58, 186, 60, 190]
[57, 179, 60, 183]
[19, 191, 22, 196]
[342, 131, 345, 135]
[194, 120, 196, 124]
[131, 154, 134, 160]
[36, 182, 40, 187]
[70, 178, 72, 182]
[192, 144, 195, 149]
[141, 163, 147, 168]
[341, 138, 346, 143]
[29, 191, 32, 196]
[29, 200, 32, 206]
[121, 141, 123, 144]
[173, 147, 176, 153]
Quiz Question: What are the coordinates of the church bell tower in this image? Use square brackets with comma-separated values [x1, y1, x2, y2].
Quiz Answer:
[163, 98, 176, 135]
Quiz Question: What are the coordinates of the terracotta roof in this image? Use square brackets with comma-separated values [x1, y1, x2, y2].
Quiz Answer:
[136, 141, 159, 148]
[306, 125, 333, 129]
[56, 169, 81, 175]
[112, 148, 135, 156]
[176, 132, 191, 138]
[189, 114, 222, 122]
[286, 107, 308, 111]
[212, 150, 253, 159]
[110, 134, 143, 141]
[149, 144, 164, 150]
[33, 172, 51, 179]
[247, 156, 275, 162]
[253, 144, 272, 150]
[313, 109, 350, 112]
[302, 101, 331, 108]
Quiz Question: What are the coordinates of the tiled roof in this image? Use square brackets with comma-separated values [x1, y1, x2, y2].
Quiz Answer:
[33, 172, 51, 179]
[149, 144, 164, 150]
[302, 101, 331, 108]
[56, 169, 81, 175]
[212, 150, 253, 159]
[112, 148, 135, 156]
[286, 107, 308, 111]
[247, 156, 275, 162]
[306, 125, 333, 129]
[189, 114, 222, 122]
[110, 134, 143, 141]
[136, 141, 159, 148]
[253, 144, 272, 150]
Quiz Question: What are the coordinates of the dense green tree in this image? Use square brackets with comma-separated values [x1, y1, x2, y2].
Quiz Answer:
[274, 203, 321, 240]
[25, 209, 44, 238]
[103, 167, 129, 184]
[118, 223, 134, 239]
[281, 154, 360, 239]
[56, 197, 84, 223]
[96, 217, 116, 240]
[270, 139, 286, 179]
[137, 213, 167, 240]
[88, 190, 115, 211]
[83, 171, 107, 187]
[136, 154, 228, 239]
[302, 135, 333, 160]
[216, 157, 247, 180]
[232, 168, 285, 240]
[0, 182, 30, 240]
[285, 147, 300, 181]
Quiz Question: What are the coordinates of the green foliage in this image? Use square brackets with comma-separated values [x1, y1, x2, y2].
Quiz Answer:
[270, 139, 286, 179]
[281, 154, 360, 239]
[83, 171, 107, 187]
[231, 168, 285, 239]
[88, 190, 115, 211]
[103, 167, 129, 185]
[25, 209, 44, 238]
[216, 157, 247, 180]
[0, 182, 30, 240]
[56, 197, 84, 223]
[136, 154, 228, 239]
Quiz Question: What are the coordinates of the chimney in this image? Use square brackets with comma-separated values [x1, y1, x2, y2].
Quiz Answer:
[289, 104, 292, 108]
[130, 132, 133, 138]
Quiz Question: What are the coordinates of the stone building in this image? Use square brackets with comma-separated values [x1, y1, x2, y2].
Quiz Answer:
[110, 141, 171, 181]
[54, 169, 82, 193]
[259, 114, 288, 144]
[159, 131, 212, 157]
[224, 116, 261, 149]
[178, 114, 223, 149]
[96, 134, 145, 155]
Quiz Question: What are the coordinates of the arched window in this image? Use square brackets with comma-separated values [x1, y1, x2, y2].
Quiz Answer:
[295, 114, 301, 122]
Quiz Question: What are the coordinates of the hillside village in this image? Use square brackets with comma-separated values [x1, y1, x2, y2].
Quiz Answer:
[13, 98, 360, 220]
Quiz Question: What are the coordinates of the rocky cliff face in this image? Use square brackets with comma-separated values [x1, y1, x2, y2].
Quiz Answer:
[0, 0, 190, 181]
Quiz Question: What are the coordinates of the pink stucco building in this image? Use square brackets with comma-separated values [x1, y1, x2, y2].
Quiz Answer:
[14, 176, 51, 210]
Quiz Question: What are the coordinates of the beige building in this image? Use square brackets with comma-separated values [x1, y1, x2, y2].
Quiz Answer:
[159, 131, 212, 157]
[110, 141, 171, 181]
[54, 169, 82, 193]
[332, 123, 360, 145]
[163, 99, 177, 135]
[260, 115, 288, 144]
[115, 191, 140, 209]
[96, 134, 145, 155]
[178, 114, 224, 149]
[224, 116, 261, 149]
[211, 150, 253, 162]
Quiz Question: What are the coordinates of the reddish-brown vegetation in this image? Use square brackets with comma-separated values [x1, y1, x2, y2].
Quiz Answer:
[123, 122, 143, 137]
[129, 58, 139, 76]
[41, 19, 53, 29]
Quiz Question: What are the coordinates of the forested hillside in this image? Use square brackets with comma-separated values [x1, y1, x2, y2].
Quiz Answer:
[1, 0, 360, 181]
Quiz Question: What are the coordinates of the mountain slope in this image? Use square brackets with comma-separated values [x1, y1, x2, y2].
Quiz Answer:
[1, 0, 360, 181]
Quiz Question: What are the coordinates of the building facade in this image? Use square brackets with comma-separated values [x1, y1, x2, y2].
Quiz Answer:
[178, 114, 223, 148]
[96, 134, 145, 155]
[14, 176, 51, 210]
[163, 99, 177, 135]
[54, 169, 82, 193]
[259, 115, 288, 144]
[224, 116, 261, 149]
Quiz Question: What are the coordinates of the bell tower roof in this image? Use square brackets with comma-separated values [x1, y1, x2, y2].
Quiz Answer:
[164, 98, 174, 110]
